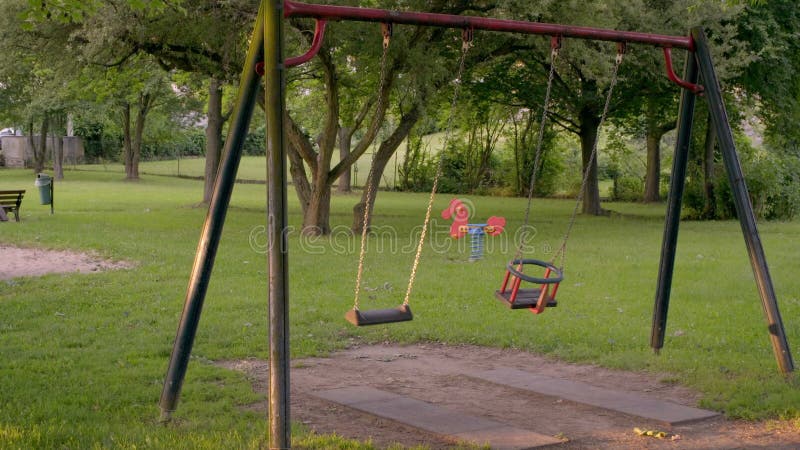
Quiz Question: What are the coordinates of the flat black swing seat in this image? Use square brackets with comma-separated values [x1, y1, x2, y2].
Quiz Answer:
[345, 304, 413, 326]
[494, 288, 557, 309]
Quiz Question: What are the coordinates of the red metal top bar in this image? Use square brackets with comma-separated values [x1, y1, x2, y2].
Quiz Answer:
[284, 0, 694, 50]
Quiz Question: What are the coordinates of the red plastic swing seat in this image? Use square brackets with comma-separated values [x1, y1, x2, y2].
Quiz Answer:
[494, 259, 563, 314]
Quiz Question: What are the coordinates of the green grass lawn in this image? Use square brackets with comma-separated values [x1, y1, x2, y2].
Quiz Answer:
[75, 156, 270, 183]
[74, 155, 617, 199]
[73, 132, 446, 191]
[1, 168, 799, 448]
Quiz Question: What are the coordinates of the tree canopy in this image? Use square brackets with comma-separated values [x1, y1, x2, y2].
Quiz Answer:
[4, 0, 799, 221]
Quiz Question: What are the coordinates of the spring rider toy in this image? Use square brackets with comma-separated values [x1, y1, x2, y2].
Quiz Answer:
[441, 198, 506, 261]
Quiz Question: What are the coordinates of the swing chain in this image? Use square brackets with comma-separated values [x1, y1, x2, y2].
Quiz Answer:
[402, 29, 472, 307]
[551, 43, 625, 272]
[353, 23, 393, 311]
[513, 37, 560, 263]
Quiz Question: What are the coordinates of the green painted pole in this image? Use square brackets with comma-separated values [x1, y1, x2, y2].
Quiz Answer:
[159, 5, 265, 421]
[264, 1, 291, 447]
[692, 27, 794, 374]
[651, 52, 698, 353]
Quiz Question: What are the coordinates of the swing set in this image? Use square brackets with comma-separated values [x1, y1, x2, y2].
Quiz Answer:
[159, 2, 795, 447]
[347, 22, 619, 324]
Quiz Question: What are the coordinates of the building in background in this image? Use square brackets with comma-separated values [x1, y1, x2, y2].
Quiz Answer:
[0, 133, 84, 168]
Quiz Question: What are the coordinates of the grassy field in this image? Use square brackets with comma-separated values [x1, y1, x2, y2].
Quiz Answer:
[73, 154, 615, 198]
[0, 168, 799, 448]
[73, 132, 451, 190]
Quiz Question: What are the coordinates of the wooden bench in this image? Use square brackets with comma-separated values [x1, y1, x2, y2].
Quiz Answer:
[0, 190, 25, 222]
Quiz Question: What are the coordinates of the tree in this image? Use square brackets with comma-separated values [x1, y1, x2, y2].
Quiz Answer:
[507, 109, 535, 196]
[285, 13, 410, 235]
[284, 28, 395, 235]
[469, 0, 747, 212]
[121, 2, 252, 201]
[613, 0, 747, 204]
[643, 100, 677, 202]
[734, 0, 800, 147]
[25, 0, 252, 191]
[1, 0, 79, 174]
[77, 57, 174, 180]
[673, 0, 793, 219]
[455, 101, 509, 192]
[466, 1, 635, 214]
[284, 2, 471, 235]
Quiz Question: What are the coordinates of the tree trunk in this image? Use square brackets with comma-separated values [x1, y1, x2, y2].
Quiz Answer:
[643, 132, 661, 202]
[353, 106, 420, 233]
[121, 103, 134, 179]
[285, 44, 393, 236]
[123, 93, 153, 181]
[301, 153, 335, 236]
[643, 98, 676, 203]
[643, 123, 676, 203]
[511, 110, 537, 196]
[54, 135, 64, 180]
[304, 188, 332, 235]
[464, 113, 503, 191]
[475, 110, 505, 190]
[26, 122, 35, 170]
[53, 114, 65, 180]
[518, 113, 530, 196]
[511, 114, 523, 194]
[128, 94, 151, 180]
[337, 126, 353, 193]
[29, 116, 49, 173]
[702, 113, 717, 219]
[129, 116, 143, 181]
[578, 107, 603, 215]
[203, 78, 224, 203]
[288, 49, 339, 236]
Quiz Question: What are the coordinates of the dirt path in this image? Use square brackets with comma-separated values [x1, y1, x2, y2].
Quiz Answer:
[223, 343, 800, 449]
[0, 245, 131, 280]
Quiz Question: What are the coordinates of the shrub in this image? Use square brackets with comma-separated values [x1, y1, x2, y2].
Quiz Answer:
[141, 129, 206, 160]
[398, 134, 435, 192]
[76, 123, 121, 163]
[610, 176, 644, 202]
[684, 133, 800, 221]
[715, 148, 800, 221]
[495, 141, 564, 197]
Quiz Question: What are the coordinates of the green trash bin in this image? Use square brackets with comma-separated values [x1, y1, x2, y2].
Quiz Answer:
[35, 173, 52, 205]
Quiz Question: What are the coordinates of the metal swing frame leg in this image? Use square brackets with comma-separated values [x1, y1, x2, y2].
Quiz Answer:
[652, 27, 794, 375]
[265, 2, 291, 447]
[159, 6, 266, 422]
[650, 45, 698, 356]
[160, 4, 293, 447]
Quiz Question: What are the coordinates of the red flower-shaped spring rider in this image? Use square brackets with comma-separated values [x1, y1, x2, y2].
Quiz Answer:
[441, 198, 506, 261]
